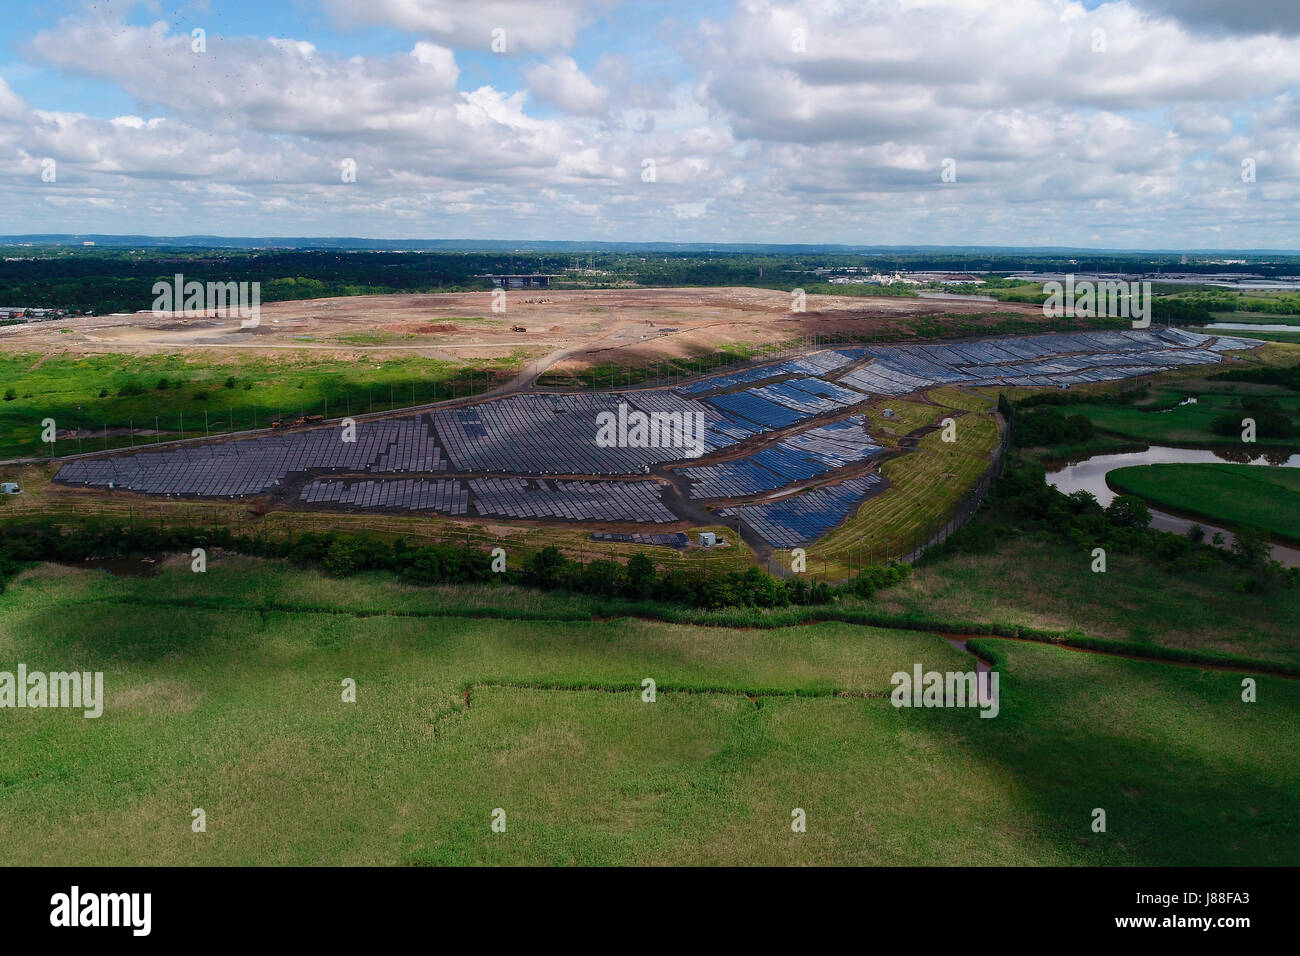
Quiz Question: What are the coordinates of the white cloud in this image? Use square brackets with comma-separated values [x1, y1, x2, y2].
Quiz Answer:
[1, 0, 1299, 247]
[319, 0, 599, 53]
[525, 57, 609, 116]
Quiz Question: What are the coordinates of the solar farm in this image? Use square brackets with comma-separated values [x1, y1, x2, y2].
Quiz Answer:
[51, 327, 1262, 549]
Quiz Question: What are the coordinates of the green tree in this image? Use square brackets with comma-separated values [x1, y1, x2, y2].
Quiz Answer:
[1107, 494, 1151, 529]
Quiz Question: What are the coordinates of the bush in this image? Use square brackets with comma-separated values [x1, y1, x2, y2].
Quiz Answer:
[1209, 397, 1298, 440]
[1231, 525, 1271, 568]
[1107, 494, 1152, 529]
[1013, 406, 1096, 447]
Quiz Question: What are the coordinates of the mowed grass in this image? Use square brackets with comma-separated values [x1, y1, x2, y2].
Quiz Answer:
[0, 561, 1294, 865]
[1063, 392, 1300, 449]
[0, 352, 525, 460]
[1108, 463, 1300, 543]
[859, 397, 944, 447]
[873, 536, 1300, 669]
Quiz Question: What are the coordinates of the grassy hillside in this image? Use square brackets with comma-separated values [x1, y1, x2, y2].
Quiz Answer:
[0, 560, 1294, 865]
[875, 535, 1300, 669]
[0, 352, 521, 460]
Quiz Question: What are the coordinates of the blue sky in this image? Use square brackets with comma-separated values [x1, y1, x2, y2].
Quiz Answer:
[2, 0, 1299, 248]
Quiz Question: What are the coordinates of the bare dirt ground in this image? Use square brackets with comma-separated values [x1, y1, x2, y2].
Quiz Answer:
[0, 287, 1042, 371]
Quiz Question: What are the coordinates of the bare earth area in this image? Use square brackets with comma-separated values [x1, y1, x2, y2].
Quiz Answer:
[0, 287, 1042, 371]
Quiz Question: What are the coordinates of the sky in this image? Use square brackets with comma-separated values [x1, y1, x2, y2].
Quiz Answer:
[2, 0, 1299, 248]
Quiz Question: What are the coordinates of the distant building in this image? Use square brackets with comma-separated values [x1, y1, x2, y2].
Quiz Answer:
[1, 482, 20, 495]
[698, 531, 718, 547]
[481, 274, 558, 290]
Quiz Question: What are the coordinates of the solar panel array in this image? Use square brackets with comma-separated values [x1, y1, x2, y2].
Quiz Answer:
[677, 416, 882, 498]
[53, 329, 1260, 525]
[300, 478, 468, 513]
[837, 328, 1254, 394]
[720, 473, 889, 547]
[467, 477, 676, 523]
[591, 532, 690, 548]
[56, 418, 445, 497]
[429, 391, 733, 474]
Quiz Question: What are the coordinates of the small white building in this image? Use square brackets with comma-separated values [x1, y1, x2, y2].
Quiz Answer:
[698, 531, 718, 547]
[1, 482, 20, 494]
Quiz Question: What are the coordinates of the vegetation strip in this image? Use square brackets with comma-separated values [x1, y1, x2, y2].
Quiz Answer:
[82, 591, 1300, 678]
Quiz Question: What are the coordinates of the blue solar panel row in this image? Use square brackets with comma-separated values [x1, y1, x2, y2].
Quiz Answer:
[706, 390, 807, 430]
[676, 416, 881, 498]
[720, 473, 888, 548]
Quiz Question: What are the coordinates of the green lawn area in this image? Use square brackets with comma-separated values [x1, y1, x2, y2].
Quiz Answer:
[1062, 392, 1300, 449]
[1108, 463, 1300, 543]
[876, 536, 1300, 669]
[0, 352, 522, 460]
[0, 559, 1295, 865]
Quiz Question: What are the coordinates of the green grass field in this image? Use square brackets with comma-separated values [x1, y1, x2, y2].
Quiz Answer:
[0, 352, 526, 460]
[1107, 463, 1300, 543]
[877, 536, 1300, 669]
[1049, 392, 1300, 450]
[1, 559, 1294, 865]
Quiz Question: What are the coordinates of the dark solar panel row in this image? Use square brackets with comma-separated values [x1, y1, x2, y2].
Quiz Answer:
[591, 532, 690, 548]
[429, 391, 734, 474]
[719, 473, 888, 548]
[54, 418, 445, 497]
[467, 477, 677, 523]
[300, 477, 468, 514]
